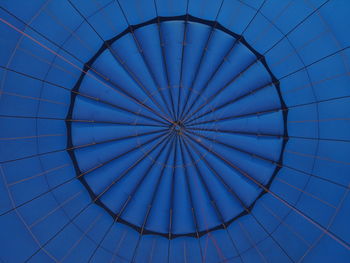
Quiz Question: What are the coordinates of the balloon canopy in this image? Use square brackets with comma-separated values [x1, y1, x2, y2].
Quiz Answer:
[0, 0, 350, 262]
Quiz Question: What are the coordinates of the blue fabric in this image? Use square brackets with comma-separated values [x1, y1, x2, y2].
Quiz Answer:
[0, 0, 350, 262]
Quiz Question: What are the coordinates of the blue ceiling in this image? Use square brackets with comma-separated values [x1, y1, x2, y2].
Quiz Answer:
[0, 0, 350, 262]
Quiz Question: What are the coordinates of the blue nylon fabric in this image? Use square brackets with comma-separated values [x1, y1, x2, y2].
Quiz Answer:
[0, 0, 350, 262]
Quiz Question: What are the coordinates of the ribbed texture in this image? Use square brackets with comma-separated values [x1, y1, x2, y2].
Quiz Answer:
[0, 1, 350, 262]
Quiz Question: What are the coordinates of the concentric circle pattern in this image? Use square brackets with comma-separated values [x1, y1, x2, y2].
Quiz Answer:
[1, 1, 350, 262]
[69, 17, 286, 237]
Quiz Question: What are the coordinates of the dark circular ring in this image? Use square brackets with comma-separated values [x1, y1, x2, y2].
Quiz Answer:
[66, 15, 288, 239]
